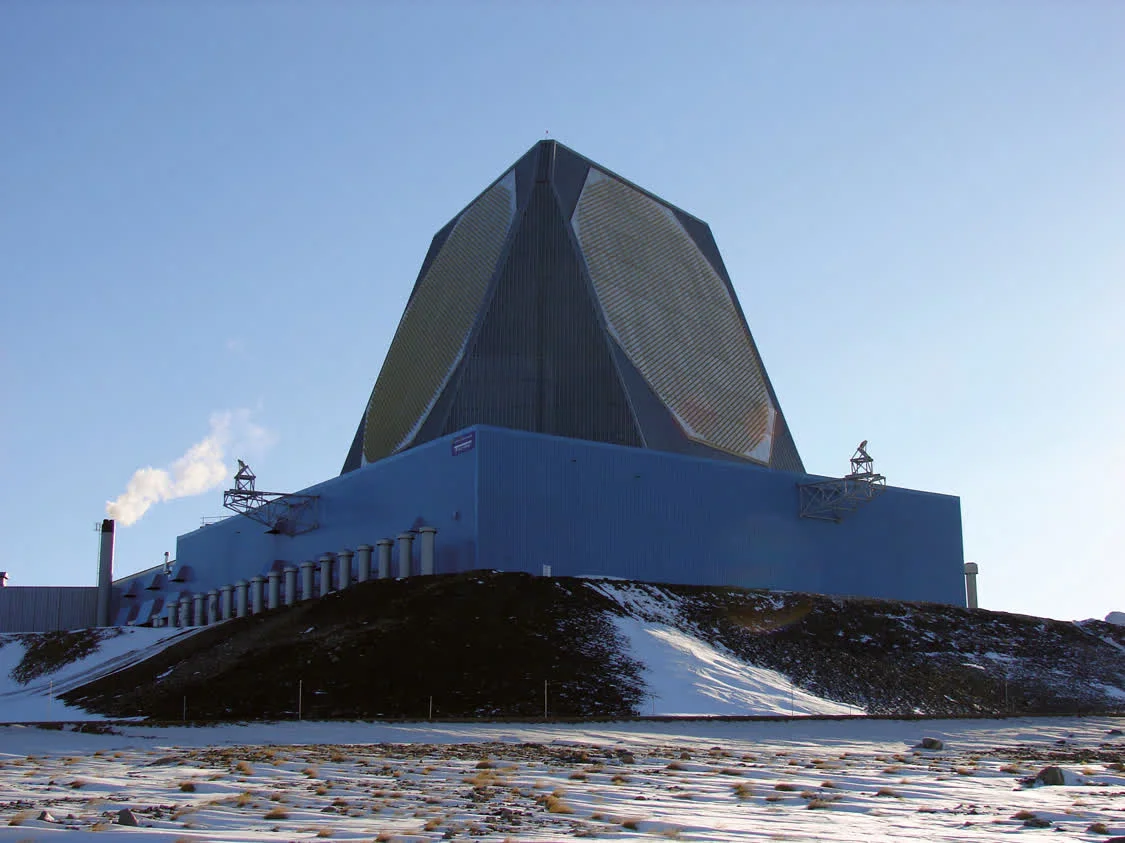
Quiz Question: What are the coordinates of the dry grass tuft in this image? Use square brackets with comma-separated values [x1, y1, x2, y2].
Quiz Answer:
[179, 781, 196, 792]
[875, 787, 900, 798]
[234, 760, 254, 775]
[1087, 822, 1109, 834]
[1011, 810, 1037, 820]
[545, 795, 574, 814]
[774, 782, 797, 792]
[806, 799, 833, 810]
[7, 810, 34, 826]
[264, 806, 289, 820]
[732, 782, 753, 800]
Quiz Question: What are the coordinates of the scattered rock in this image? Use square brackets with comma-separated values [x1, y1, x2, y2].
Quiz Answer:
[1034, 766, 1067, 786]
[37, 810, 57, 822]
[1055, 738, 1067, 745]
[1023, 816, 1052, 828]
[116, 808, 140, 826]
[918, 737, 943, 750]
[1108, 728, 1123, 736]
[618, 753, 636, 765]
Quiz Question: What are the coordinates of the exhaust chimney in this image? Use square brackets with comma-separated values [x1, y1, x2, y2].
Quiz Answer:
[963, 561, 979, 609]
[0, 571, 8, 588]
[96, 519, 115, 626]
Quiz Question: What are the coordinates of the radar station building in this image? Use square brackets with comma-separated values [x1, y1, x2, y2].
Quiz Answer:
[110, 140, 965, 626]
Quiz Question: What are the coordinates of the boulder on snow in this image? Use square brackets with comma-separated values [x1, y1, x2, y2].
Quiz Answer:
[1034, 766, 1069, 786]
[917, 737, 943, 750]
[116, 808, 140, 826]
[37, 810, 57, 822]
[1105, 611, 1125, 626]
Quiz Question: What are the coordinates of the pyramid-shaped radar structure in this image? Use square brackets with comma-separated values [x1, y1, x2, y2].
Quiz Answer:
[342, 140, 804, 474]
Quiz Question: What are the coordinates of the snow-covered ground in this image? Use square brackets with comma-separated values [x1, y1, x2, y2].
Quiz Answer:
[0, 716, 1123, 840]
[0, 627, 195, 723]
[614, 615, 862, 716]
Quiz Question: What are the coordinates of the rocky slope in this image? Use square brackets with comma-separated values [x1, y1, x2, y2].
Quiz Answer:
[50, 572, 1125, 721]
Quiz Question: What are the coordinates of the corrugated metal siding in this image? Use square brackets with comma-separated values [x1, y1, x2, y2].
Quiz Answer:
[439, 180, 641, 448]
[475, 427, 965, 605]
[360, 172, 517, 463]
[0, 587, 98, 632]
[573, 170, 780, 464]
[164, 432, 480, 603]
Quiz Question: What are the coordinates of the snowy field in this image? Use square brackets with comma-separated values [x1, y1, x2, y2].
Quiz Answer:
[1, 716, 1123, 840]
[0, 628, 197, 724]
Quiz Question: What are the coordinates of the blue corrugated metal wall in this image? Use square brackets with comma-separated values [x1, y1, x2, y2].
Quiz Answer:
[120, 434, 480, 613]
[473, 426, 965, 605]
[0, 587, 98, 632]
[124, 424, 964, 617]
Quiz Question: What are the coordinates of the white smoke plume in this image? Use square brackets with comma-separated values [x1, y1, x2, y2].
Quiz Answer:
[106, 410, 276, 526]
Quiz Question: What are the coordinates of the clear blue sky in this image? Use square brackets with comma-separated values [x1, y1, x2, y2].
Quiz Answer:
[1, 1, 1121, 621]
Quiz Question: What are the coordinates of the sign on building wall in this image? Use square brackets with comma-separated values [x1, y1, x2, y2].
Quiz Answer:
[451, 431, 476, 457]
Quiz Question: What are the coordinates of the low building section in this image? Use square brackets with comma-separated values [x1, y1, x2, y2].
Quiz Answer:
[108, 425, 964, 626]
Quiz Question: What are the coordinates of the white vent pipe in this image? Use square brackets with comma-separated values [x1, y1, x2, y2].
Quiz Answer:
[284, 567, 298, 606]
[300, 560, 316, 600]
[206, 590, 218, 625]
[267, 570, 282, 609]
[418, 527, 437, 576]
[397, 533, 414, 578]
[356, 545, 373, 582]
[319, 555, 333, 596]
[192, 593, 204, 627]
[376, 539, 393, 579]
[338, 549, 353, 590]
[178, 597, 190, 628]
[964, 561, 980, 609]
[220, 585, 233, 620]
[250, 576, 265, 614]
[235, 581, 248, 618]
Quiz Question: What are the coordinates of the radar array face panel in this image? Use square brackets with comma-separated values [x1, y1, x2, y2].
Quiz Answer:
[342, 141, 803, 474]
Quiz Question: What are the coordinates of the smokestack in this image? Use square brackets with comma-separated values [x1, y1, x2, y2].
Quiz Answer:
[96, 519, 115, 626]
[0, 572, 8, 587]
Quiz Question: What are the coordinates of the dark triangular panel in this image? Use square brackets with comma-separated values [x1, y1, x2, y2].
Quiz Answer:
[404, 217, 458, 309]
[437, 180, 642, 447]
[512, 143, 540, 211]
[550, 142, 592, 220]
[340, 415, 366, 474]
[605, 338, 761, 466]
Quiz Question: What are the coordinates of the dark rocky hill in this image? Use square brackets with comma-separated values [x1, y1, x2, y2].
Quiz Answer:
[59, 572, 1125, 721]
